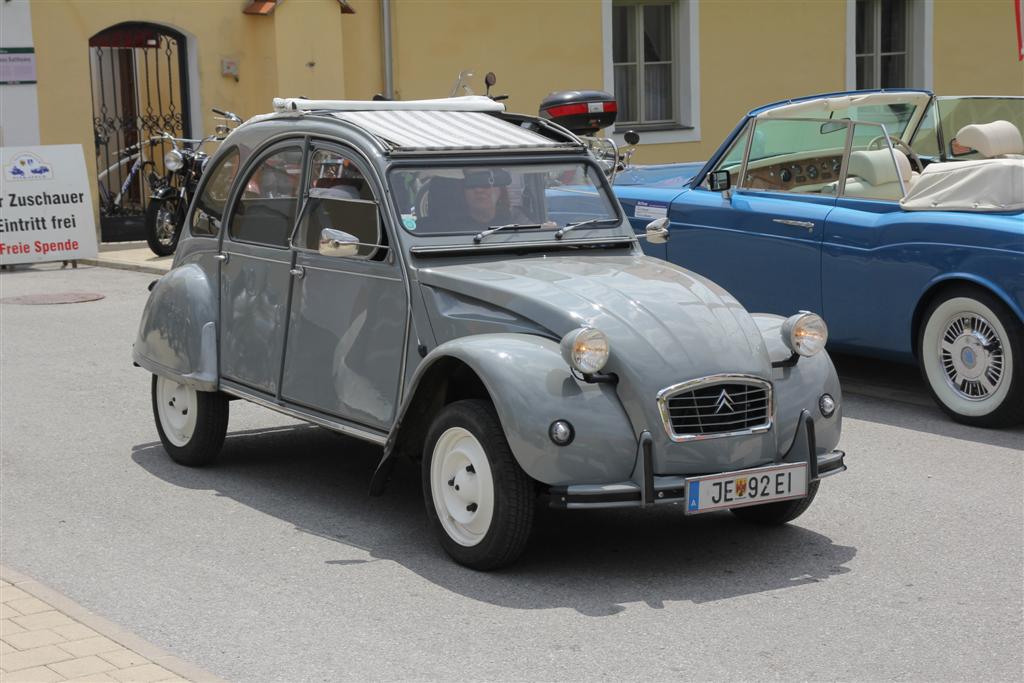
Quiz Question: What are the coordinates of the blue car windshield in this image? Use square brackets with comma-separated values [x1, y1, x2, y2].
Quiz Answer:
[389, 162, 619, 236]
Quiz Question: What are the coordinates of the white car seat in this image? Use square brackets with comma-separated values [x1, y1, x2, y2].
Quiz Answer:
[955, 120, 1024, 158]
[842, 148, 915, 200]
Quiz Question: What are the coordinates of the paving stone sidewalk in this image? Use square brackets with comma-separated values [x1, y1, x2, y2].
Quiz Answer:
[79, 242, 172, 276]
[0, 566, 224, 683]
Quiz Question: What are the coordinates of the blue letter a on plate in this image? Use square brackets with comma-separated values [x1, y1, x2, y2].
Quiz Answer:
[688, 482, 700, 511]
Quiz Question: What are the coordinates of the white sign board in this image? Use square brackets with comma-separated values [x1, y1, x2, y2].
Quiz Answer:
[1, 144, 98, 265]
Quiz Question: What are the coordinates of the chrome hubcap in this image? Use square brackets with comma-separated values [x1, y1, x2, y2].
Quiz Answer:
[940, 314, 1004, 400]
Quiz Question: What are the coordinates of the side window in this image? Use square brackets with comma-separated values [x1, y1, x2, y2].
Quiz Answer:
[293, 148, 385, 260]
[740, 119, 846, 195]
[229, 147, 303, 247]
[706, 124, 749, 188]
[190, 147, 239, 237]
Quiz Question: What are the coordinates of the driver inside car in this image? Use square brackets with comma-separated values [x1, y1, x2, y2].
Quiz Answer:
[462, 168, 513, 227]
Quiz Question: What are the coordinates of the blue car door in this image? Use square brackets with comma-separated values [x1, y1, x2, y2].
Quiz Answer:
[669, 189, 832, 315]
[667, 118, 847, 315]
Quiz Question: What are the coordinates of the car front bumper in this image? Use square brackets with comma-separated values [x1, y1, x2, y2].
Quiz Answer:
[545, 410, 845, 510]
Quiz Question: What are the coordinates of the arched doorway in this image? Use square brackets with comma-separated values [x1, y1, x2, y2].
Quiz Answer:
[89, 22, 191, 241]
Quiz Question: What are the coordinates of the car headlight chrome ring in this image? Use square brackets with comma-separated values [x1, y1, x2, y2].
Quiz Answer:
[560, 327, 610, 375]
[782, 312, 828, 357]
[164, 150, 184, 172]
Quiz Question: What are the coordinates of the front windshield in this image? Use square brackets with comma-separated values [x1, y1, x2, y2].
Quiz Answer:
[389, 162, 619, 236]
[911, 96, 1024, 160]
[827, 103, 917, 139]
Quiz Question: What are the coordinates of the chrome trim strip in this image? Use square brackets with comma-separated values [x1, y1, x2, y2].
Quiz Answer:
[655, 373, 774, 443]
[220, 382, 388, 445]
[772, 218, 814, 229]
[296, 264, 402, 281]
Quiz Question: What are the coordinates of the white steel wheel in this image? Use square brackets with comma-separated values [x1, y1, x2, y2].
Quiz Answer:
[422, 399, 534, 570]
[150, 374, 229, 466]
[430, 427, 495, 547]
[919, 289, 1023, 427]
[155, 376, 199, 447]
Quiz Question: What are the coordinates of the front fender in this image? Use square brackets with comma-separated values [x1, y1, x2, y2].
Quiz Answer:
[396, 334, 638, 486]
[752, 314, 842, 455]
[132, 263, 219, 391]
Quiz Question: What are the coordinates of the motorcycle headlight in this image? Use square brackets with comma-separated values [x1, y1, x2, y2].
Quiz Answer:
[782, 312, 829, 357]
[164, 150, 184, 172]
[560, 327, 610, 375]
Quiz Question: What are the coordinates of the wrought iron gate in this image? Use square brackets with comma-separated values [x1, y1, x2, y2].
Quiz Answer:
[89, 23, 191, 241]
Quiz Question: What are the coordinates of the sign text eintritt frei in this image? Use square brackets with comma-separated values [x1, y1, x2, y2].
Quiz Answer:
[0, 145, 98, 264]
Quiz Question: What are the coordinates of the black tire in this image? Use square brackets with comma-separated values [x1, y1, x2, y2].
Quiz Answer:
[917, 285, 1024, 428]
[145, 195, 182, 257]
[151, 374, 229, 467]
[422, 399, 535, 570]
[731, 480, 819, 525]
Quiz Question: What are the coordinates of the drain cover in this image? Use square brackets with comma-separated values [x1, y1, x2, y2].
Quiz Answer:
[0, 292, 105, 305]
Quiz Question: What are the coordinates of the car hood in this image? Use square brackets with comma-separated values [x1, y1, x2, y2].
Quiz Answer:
[418, 254, 772, 439]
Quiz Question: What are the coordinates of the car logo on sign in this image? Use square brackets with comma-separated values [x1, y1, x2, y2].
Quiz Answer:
[714, 389, 735, 414]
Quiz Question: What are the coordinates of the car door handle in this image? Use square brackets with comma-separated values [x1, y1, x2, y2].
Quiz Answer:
[773, 219, 815, 230]
[213, 253, 228, 262]
[289, 266, 305, 279]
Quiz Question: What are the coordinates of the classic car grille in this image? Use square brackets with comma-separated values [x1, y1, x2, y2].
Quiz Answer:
[658, 377, 772, 440]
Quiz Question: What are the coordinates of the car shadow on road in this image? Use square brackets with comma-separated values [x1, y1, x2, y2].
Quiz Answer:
[132, 424, 856, 617]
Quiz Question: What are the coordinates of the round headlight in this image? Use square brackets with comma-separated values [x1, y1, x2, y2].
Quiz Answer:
[560, 327, 610, 375]
[782, 312, 829, 357]
[164, 150, 184, 172]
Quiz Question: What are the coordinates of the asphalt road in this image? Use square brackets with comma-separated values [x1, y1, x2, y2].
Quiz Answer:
[2, 264, 1022, 682]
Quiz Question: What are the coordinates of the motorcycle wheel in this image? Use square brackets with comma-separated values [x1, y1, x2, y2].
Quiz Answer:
[145, 195, 183, 257]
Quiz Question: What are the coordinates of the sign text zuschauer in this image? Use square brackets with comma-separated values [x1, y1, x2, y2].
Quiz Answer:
[1, 145, 98, 264]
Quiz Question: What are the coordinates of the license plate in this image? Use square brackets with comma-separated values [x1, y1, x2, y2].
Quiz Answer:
[684, 463, 807, 514]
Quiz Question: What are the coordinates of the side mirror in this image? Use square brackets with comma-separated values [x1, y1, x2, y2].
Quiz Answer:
[709, 170, 732, 192]
[319, 228, 360, 258]
[644, 217, 669, 244]
[624, 130, 640, 146]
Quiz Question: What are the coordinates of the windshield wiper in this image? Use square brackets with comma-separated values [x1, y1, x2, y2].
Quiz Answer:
[554, 217, 604, 239]
[473, 223, 545, 244]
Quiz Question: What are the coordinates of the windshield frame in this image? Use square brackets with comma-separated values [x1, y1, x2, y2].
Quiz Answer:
[385, 154, 625, 240]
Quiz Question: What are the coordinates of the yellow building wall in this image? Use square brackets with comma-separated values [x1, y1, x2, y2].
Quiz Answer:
[389, 1, 603, 116]
[932, 0, 1024, 95]
[343, 0, 386, 99]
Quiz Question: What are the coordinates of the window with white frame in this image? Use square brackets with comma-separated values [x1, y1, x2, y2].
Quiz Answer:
[612, 1, 677, 127]
[855, 0, 910, 88]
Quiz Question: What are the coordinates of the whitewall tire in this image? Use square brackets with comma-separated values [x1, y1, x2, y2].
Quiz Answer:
[918, 288, 1023, 427]
[151, 375, 229, 466]
[422, 400, 534, 570]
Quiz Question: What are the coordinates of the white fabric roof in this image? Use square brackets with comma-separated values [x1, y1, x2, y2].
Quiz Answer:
[273, 96, 505, 113]
[331, 110, 568, 152]
[900, 158, 1024, 212]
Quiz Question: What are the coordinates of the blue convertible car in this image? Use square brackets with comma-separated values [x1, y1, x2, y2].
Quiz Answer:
[613, 90, 1023, 427]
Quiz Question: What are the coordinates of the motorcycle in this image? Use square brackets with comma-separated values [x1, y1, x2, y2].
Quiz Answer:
[144, 108, 241, 256]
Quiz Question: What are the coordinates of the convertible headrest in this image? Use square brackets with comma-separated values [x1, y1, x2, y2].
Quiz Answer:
[848, 148, 912, 186]
[955, 120, 1024, 158]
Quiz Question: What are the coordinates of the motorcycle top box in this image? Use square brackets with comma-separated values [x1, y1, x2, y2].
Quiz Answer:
[539, 90, 618, 135]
